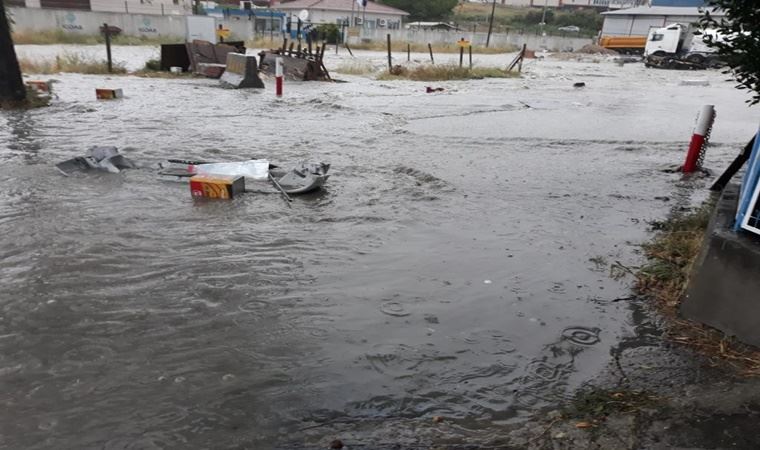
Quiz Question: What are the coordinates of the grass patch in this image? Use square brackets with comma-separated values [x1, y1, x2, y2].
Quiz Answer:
[349, 40, 517, 54]
[636, 204, 714, 310]
[377, 64, 517, 81]
[334, 60, 377, 76]
[451, 3, 602, 38]
[12, 29, 180, 45]
[635, 199, 760, 376]
[19, 53, 127, 75]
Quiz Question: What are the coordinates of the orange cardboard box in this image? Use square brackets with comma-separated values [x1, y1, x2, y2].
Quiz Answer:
[96, 88, 123, 100]
[189, 175, 245, 200]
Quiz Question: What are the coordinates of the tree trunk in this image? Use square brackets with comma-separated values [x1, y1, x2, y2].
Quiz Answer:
[0, 1, 26, 102]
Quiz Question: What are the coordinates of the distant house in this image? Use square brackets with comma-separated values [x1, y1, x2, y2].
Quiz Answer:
[273, 0, 409, 29]
[10, 0, 192, 15]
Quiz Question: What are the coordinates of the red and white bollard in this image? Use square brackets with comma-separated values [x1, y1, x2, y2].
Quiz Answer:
[682, 105, 716, 173]
[275, 57, 283, 97]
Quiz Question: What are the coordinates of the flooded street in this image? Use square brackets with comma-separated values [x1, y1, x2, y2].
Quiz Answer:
[1, 46, 757, 449]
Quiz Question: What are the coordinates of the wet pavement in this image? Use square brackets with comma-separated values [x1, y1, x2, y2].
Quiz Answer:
[1, 46, 758, 449]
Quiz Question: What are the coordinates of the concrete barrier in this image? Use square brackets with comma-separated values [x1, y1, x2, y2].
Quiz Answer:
[682, 183, 760, 347]
[220, 53, 264, 89]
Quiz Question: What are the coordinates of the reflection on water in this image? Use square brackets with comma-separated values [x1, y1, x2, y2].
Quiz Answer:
[0, 56, 751, 448]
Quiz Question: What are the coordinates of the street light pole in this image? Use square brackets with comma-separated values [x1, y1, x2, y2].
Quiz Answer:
[485, 0, 496, 48]
[540, 0, 548, 36]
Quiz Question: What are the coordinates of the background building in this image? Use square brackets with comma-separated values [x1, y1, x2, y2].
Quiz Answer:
[601, 5, 723, 37]
[7, 0, 192, 15]
[274, 0, 409, 29]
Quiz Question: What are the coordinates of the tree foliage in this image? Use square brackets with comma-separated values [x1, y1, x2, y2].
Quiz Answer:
[380, 0, 458, 21]
[701, 1, 760, 105]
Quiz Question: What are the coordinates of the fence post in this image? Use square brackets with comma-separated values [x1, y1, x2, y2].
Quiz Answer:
[104, 23, 112, 73]
[428, 43, 434, 64]
[386, 33, 392, 71]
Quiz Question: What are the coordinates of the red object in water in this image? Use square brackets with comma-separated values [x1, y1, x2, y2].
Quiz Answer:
[275, 57, 283, 97]
[683, 134, 706, 173]
[683, 105, 716, 173]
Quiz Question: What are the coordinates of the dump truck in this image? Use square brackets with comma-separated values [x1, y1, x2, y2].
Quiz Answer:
[599, 36, 647, 54]
[643, 24, 724, 70]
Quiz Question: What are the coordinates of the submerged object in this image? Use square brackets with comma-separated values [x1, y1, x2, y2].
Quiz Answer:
[269, 162, 330, 195]
[159, 159, 330, 195]
[190, 175, 245, 199]
[56, 146, 136, 175]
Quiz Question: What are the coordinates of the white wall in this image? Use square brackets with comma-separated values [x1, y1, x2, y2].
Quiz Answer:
[10, 6, 187, 37]
[352, 27, 593, 52]
[278, 8, 404, 28]
[602, 14, 699, 36]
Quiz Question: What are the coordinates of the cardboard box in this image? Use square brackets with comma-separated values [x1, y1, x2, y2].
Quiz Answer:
[96, 88, 124, 100]
[189, 175, 245, 200]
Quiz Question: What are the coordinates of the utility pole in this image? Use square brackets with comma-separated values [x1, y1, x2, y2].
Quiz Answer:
[540, 0, 548, 36]
[0, 0, 26, 103]
[485, 0, 496, 48]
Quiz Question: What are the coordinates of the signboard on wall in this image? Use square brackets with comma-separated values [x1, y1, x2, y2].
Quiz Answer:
[186, 16, 216, 43]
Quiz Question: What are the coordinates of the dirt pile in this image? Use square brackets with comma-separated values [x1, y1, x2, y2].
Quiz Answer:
[575, 44, 619, 55]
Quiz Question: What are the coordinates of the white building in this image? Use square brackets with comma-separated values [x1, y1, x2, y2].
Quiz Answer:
[9, 0, 193, 15]
[601, 5, 724, 37]
[274, 0, 409, 29]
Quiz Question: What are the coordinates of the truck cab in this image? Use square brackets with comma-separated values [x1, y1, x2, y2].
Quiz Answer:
[644, 23, 690, 57]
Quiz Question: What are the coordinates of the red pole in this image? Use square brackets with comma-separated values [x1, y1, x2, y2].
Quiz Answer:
[683, 105, 716, 173]
[275, 57, 283, 97]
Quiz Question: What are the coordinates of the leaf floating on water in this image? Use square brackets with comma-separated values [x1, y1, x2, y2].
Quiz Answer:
[575, 421, 593, 429]
[432, 415, 444, 423]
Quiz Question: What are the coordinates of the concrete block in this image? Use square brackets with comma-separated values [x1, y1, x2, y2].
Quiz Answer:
[682, 184, 760, 347]
[220, 53, 265, 89]
[196, 63, 226, 79]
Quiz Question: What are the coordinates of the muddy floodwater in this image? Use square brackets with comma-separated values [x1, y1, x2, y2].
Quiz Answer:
[1, 46, 757, 449]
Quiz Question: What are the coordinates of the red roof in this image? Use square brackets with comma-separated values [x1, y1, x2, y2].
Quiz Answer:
[274, 0, 409, 16]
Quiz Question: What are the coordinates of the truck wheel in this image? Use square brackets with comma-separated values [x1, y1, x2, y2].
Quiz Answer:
[686, 54, 705, 64]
